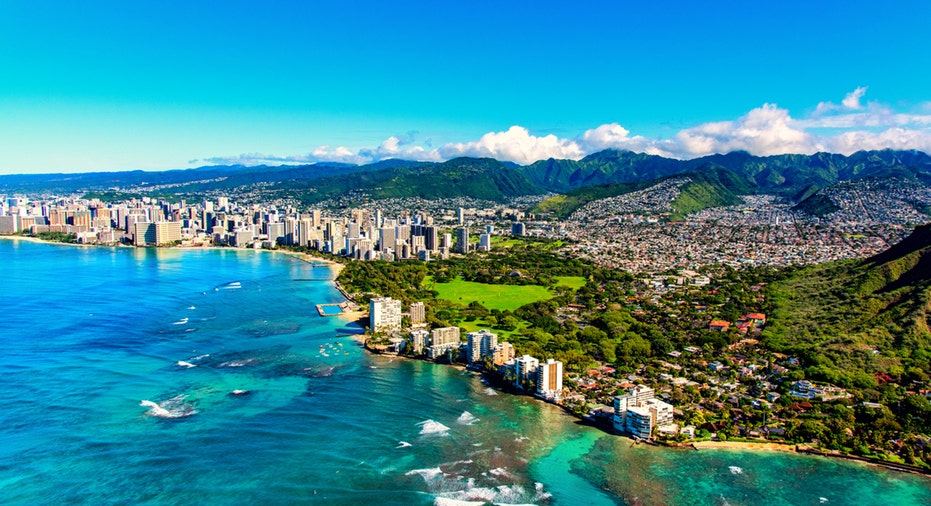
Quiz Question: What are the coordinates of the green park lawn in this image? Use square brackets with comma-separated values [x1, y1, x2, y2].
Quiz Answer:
[554, 276, 587, 290]
[423, 275, 585, 311]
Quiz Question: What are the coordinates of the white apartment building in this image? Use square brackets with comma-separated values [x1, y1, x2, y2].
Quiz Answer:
[369, 297, 402, 332]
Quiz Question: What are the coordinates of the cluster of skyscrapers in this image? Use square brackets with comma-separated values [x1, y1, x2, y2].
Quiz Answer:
[0, 196, 529, 257]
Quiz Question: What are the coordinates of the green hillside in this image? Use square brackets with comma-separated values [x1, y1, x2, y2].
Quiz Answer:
[762, 224, 931, 386]
[266, 157, 542, 204]
[531, 167, 748, 219]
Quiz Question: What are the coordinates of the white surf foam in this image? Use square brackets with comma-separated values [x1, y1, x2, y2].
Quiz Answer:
[406, 467, 443, 481]
[417, 419, 451, 436]
[140, 395, 196, 418]
[434, 498, 484, 506]
[172, 318, 189, 325]
[456, 411, 479, 425]
[729, 466, 742, 475]
[177, 361, 196, 368]
[396, 441, 412, 449]
[218, 358, 254, 368]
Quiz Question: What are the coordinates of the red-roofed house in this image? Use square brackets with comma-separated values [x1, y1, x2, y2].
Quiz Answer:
[709, 320, 731, 332]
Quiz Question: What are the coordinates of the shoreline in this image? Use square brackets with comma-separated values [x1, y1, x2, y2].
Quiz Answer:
[353, 339, 931, 479]
[4, 234, 366, 324]
[12, 233, 930, 479]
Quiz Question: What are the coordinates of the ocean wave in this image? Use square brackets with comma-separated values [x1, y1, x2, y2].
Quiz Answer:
[406, 467, 443, 481]
[434, 498, 484, 506]
[218, 358, 255, 368]
[140, 395, 196, 419]
[172, 318, 189, 325]
[456, 411, 479, 426]
[417, 419, 450, 436]
[396, 441, 412, 449]
[177, 360, 196, 368]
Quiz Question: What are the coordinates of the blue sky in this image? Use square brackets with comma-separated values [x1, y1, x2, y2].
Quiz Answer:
[2, 1, 931, 173]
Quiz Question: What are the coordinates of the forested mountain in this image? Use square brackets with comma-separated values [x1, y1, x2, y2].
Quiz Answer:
[3, 149, 930, 207]
[763, 224, 931, 386]
[530, 166, 750, 219]
[520, 149, 931, 197]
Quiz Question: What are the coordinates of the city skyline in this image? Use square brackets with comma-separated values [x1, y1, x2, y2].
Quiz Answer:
[2, 1, 931, 174]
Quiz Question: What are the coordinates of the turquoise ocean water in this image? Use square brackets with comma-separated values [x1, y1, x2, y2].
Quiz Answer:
[1, 238, 930, 505]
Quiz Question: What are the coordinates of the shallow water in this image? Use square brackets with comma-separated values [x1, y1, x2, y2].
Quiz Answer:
[1, 239, 929, 505]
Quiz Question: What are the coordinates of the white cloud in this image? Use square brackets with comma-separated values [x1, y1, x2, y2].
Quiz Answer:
[198, 88, 931, 168]
[824, 128, 931, 155]
[842, 86, 868, 109]
[815, 86, 869, 115]
[438, 126, 585, 164]
[669, 104, 821, 157]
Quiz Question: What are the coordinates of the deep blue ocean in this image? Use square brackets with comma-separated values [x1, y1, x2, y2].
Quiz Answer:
[2, 238, 930, 505]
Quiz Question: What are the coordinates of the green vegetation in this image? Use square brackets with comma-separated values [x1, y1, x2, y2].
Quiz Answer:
[763, 224, 931, 383]
[426, 276, 557, 312]
[333, 221, 931, 466]
[554, 276, 587, 290]
[793, 193, 840, 216]
[668, 170, 745, 221]
[531, 181, 652, 219]
[533, 167, 748, 220]
[82, 191, 182, 203]
[33, 231, 77, 243]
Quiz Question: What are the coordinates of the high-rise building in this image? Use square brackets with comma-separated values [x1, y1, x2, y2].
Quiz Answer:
[514, 355, 540, 387]
[379, 227, 397, 253]
[456, 227, 469, 254]
[466, 329, 498, 364]
[425, 226, 438, 251]
[410, 329, 430, 355]
[536, 359, 564, 400]
[479, 234, 491, 251]
[492, 342, 515, 366]
[369, 297, 402, 332]
[155, 221, 182, 245]
[427, 326, 461, 360]
[266, 222, 285, 244]
[511, 222, 525, 237]
[613, 386, 674, 439]
[409, 302, 426, 324]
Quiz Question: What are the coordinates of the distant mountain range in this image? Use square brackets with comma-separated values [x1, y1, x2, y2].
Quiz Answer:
[3, 149, 931, 213]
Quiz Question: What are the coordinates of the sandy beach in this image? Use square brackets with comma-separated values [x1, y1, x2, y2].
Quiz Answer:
[691, 441, 799, 452]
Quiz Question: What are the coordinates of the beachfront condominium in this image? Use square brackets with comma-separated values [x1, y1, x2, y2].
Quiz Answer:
[514, 355, 540, 388]
[427, 326, 461, 360]
[133, 221, 182, 246]
[410, 329, 430, 355]
[410, 302, 426, 325]
[466, 329, 498, 364]
[536, 358, 563, 400]
[492, 342, 515, 366]
[613, 385, 674, 439]
[369, 297, 402, 332]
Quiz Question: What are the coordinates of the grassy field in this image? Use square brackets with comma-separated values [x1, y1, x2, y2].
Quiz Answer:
[554, 276, 587, 290]
[424, 276, 557, 311]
